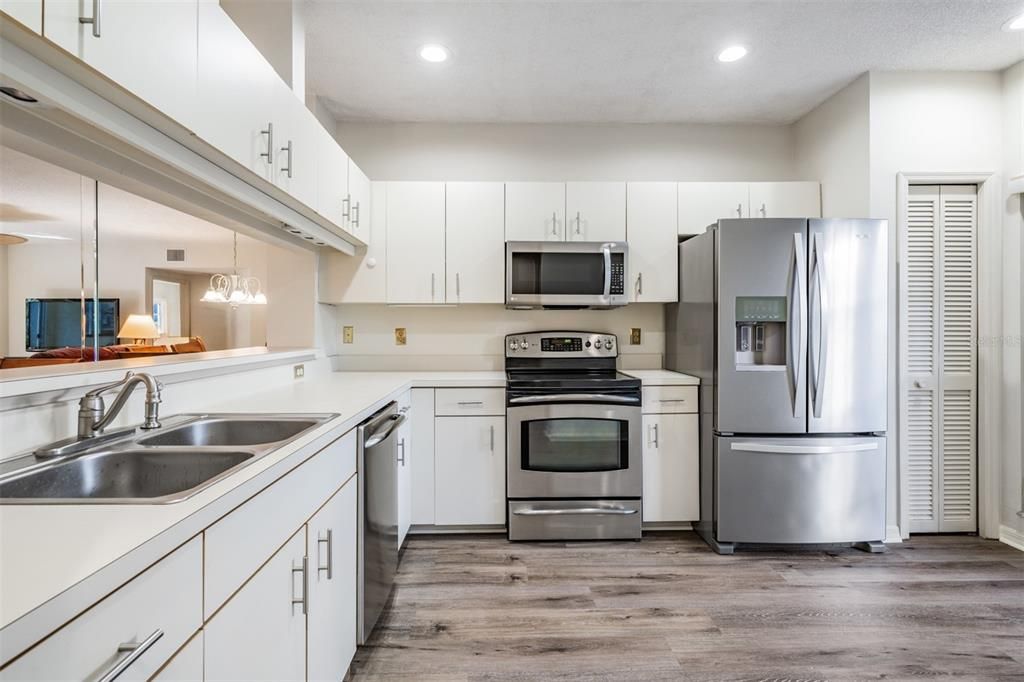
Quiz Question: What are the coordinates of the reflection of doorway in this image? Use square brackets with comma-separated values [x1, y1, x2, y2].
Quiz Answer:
[146, 269, 191, 339]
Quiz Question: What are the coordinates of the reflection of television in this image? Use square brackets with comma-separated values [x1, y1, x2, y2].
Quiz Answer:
[25, 298, 120, 351]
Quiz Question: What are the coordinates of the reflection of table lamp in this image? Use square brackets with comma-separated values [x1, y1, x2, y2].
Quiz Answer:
[118, 314, 160, 345]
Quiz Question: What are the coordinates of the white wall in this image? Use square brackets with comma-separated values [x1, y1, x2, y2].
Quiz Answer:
[0, 244, 8, 357]
[1001, 60, 1024, 536]
[220, 0, 305, 100]
[868, 71, 1005, 538]
[795, 74, 871, 217]
[335, 122, 799, 181]
[266, 248, 319, 348]
[328, 303, 664, 371]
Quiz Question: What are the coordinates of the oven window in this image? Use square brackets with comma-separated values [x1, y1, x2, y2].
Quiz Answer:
[521, 418, 628, 472]
[510, 252, 606, 295]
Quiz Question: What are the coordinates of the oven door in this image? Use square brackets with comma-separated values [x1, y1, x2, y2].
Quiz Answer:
[505, 241, 628, 308]
[507, 402, 641, 499]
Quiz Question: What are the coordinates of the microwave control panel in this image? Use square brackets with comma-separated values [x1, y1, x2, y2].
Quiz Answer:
[610, 254, 625, 295]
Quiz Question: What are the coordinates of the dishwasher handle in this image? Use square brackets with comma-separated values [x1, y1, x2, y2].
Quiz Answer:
[363, 413, 406, 449]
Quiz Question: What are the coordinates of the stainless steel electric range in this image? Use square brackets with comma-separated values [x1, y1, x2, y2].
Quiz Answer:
[505, 331, 642, 541]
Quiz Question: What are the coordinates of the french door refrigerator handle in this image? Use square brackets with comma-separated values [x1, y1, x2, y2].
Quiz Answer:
[810, 232, 830, 418]
[788, 232, 807, 416]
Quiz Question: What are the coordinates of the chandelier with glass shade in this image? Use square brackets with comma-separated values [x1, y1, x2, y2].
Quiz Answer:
[200, 232, 267, 308]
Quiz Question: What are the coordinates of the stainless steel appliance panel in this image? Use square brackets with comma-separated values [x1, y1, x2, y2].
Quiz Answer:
[716, 435, 886, 544]
[508, 499, 642, 540]
[716, 219, 808, 433]
[505, 241, 628, 309]
[807, 219, 888, 434]
[507, 402, 641, 499]
[358, 403, 404, 644]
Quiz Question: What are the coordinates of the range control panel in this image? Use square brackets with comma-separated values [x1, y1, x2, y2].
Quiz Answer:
[506, 331, 617, 357]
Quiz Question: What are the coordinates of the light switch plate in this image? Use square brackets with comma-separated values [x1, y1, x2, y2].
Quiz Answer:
[343, 326, 354, 344]
[293, 364, 305, 379]
[395, 328, 407, 346]
[630, 328, 642, 345]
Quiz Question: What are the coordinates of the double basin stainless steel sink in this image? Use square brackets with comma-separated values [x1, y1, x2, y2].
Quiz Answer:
[0, 414, 335, 504]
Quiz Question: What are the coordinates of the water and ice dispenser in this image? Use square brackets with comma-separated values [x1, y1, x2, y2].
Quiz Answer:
[735, 296, 786, 369]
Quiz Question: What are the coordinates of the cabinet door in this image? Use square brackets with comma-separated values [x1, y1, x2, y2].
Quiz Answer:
[274, 95, 320, 210]
[410, 388, 436, 525]
[749, 182, 821, 218]
[566, 182, 626, 242]
[641, 413, 699, 522]
[307, 480, 358, 682]
[626, 182, 678, 302]
[196, 1, 279, 181]
[348, 159, 372, 240]
[385, 182, 446, 304]
[205, 529, 306, 682]
[397, 391, 413, 546]
[153, 631, 203, 681]
[44, 0, 198, 129]
[435, 416, 505, 526]
[314, 124, 349, 228]
[505, 182, 565, 241]
[445, 182, 505, 303]
[677, 182, 749, 234]
[1, 0, 41, 32]
[319, 183, 386, 303]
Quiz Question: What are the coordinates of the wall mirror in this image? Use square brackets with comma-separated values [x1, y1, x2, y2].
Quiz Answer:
[0, 143, 286, 373]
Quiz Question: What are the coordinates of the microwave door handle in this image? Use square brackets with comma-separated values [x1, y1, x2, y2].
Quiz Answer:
[602, 244, 612, 298]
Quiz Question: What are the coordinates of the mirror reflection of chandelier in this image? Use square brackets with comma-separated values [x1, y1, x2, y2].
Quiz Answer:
[200, 232, 267, 308]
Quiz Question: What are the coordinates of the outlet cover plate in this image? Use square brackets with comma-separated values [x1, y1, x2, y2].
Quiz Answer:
[630, 328, 642, 345]
[343, 326, 354, 344]
[293, 364, 305, 379]
[395, 328, 407, 346]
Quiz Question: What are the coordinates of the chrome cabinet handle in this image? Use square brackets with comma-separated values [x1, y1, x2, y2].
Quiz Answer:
[292, 556, 308, 615]
[551, 212, 558, 236]
[79, 0, 101, 37]
[280, 140, 293, 178]
[397, 437, 406, 466]
[575, 211, 581, 235]
[342, 194, 351, 220]
[512, 507, 638, 516]
[96, 629, 163, 682]
[317, 530, 333, 580]
[431, 273, 436, 300]
[759, 203, 767, 217]
[489, 424, 495, 452]
[455, 272, 461, 299]
[736, 203, 743, 217]
[352, 202, 361, 227]
[457, 400, 483, 406]
[652, 423, 659, 448]
[637, 272, 643, 296]
[260, 123, 274, 164]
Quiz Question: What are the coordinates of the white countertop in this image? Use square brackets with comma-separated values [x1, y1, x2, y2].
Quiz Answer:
[0, 366, 697, 657]
[622, 369, 700, 385]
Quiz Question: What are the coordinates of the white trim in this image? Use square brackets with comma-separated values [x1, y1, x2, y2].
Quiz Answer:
[1009, 172, 1024, 194]
[895, 172, 1002, 540]
[885, 524, 903, 544]
[999, 525, 1024, 552]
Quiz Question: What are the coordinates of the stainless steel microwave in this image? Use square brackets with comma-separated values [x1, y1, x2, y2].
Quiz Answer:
[505, 241, 628, 309]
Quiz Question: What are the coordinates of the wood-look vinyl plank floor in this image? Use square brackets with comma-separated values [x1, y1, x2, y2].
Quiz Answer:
[350, 532, 1024, 681]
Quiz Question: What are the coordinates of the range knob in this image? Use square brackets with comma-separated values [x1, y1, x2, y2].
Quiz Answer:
[606, 337, 615, 349]
[509, 340, 519, 351]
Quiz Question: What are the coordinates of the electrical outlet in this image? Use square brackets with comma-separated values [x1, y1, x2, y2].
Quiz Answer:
[293, 364, 305, 379]
[395, 327, 407, 346]
[630, 328, 642, 345]
[343, 326, 354, 344]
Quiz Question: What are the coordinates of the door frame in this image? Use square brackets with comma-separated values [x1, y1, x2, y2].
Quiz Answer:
[896, 172, 1001, 540]
[145, 268, 192, 338]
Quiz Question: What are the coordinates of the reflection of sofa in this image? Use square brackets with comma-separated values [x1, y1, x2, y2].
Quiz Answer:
[0, 337, 208, 369]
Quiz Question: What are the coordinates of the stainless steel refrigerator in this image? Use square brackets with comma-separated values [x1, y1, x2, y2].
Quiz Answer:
[666, 218, 888, 554]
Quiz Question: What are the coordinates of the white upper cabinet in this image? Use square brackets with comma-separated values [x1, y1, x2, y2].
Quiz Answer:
[43, 0, 198, 128]
[749, 181, 821, 218]
[314, 124, 350, 227]
[626, 182, 678, 302]
[445, 182, 505, 304]
[348, 159, 372, 239]
[566, 182, 626, 242]
[319, 182, 386, 304]
[386, 182, 446, 304]
[274, 94, 319, 209]
[505, 182, 565, 241]
[196, 0, 278, 182]
[1, 0, 42, 32]
[677, 182, 748, 235]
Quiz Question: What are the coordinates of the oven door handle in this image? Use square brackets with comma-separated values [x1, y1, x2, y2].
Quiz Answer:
[508, 393, 639, 405]
[512, 507, 638, 516]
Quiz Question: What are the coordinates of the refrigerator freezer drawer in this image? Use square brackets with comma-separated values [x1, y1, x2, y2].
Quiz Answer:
[716, 436, 886, 544]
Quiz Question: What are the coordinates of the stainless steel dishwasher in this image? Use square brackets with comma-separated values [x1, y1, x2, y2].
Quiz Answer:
[357, 401, 405, 644]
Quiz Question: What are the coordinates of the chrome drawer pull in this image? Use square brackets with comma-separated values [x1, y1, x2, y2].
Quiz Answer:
[457, 401, 484, 406]
[513, 507, 638, 516]
[96, 629, 163, 682]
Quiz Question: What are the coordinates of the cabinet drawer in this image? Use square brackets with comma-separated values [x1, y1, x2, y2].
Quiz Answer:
[204, 429, 356, 619]
[434, 388, 505, 416]
[642, 386, 697, 413]
[2, 537, 202, 681]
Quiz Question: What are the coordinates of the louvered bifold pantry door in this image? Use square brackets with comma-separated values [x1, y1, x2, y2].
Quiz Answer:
[900, 185, 978, 533]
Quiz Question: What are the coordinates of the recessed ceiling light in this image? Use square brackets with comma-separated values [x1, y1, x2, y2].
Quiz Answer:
[419, 44, 450, 63]
[717, 45, 748, 63]
[1003, 12, 1024, 31]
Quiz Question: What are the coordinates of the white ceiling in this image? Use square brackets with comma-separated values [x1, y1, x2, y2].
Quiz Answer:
[305, 0, 1024, 124]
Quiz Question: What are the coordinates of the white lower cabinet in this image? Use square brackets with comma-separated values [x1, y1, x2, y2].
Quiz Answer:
[642, 413, 700, 523]
[307, 481, 358, 682]
[205, 529, 307, 682]
[410, 388, 436, 526]
[435, 416, 506, 526]
[397, 390, 413, 546]
[153, 631, 204, 681]
[1, 537, 202, 681]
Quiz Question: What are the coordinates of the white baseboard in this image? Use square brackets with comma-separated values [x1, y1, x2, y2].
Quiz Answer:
[999, 524, 1024, 552]
[885, 524, 903, 544]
